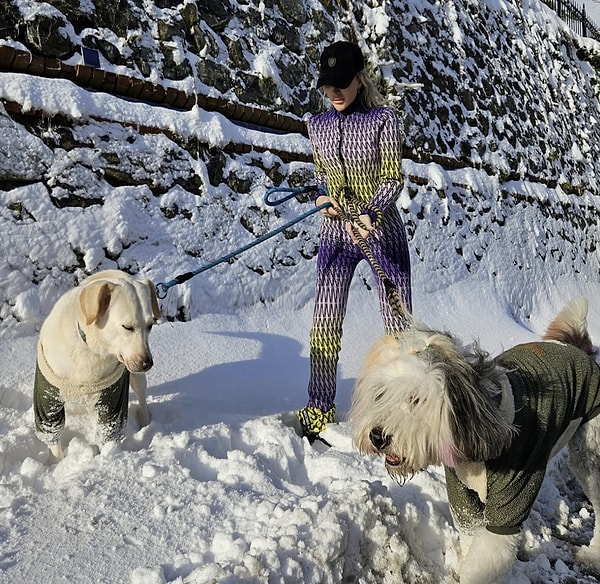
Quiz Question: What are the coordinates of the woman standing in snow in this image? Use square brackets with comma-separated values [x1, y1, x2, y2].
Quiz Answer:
[298, 40, 412, 443]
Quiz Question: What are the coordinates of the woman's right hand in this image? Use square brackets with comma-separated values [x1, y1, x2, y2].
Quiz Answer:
[316, 195, 340, 218]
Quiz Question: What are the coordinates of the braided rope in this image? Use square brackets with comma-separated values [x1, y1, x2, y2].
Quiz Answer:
[336, 198, 411, 323]
[344, 198, 383, 231]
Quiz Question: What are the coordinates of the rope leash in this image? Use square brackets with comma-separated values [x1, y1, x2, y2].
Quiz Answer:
[334, 197, 411, 324]
[155, 186, 331, 299]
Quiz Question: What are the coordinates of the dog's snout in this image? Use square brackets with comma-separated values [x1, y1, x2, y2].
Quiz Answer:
[369, 427, 391, 451]
[138, 355, 153, 372]
[125, 354, 154, 372]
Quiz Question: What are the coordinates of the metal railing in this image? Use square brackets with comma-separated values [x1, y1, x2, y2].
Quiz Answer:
[542, 0, 600, 41]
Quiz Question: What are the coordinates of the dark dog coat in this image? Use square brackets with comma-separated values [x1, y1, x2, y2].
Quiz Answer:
[34, 344, 130, 446]
[446, 341, 600, 535]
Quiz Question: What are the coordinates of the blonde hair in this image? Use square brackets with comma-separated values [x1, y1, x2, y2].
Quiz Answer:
[357, 70, 386, 108]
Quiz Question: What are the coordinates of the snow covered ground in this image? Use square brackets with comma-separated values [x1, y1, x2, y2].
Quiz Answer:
[1, 272, 599, 584]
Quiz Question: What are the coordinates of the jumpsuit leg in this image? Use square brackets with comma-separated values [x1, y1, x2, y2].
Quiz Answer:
[368, 213, 412, 335]
[307, 222, 361, 412]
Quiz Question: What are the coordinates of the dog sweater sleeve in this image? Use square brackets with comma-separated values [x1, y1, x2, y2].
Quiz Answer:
[445, 466, 486, 532]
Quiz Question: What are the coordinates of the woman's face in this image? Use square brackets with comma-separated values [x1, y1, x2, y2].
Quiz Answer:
[323, 76, 361, 111]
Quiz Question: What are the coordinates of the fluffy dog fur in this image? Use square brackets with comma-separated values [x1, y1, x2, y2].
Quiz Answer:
[34, 270, 161, 461]
[350, 297, 600, 584]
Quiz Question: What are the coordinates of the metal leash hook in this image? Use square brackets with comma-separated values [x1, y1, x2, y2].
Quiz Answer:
[155, 185, 332, 299]
[263, 184, 322, 206]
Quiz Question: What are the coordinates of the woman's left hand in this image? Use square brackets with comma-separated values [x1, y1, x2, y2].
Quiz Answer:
[346, 213, 374, 243]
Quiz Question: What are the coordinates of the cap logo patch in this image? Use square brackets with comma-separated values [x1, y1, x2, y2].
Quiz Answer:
[328, 57, 336, 68]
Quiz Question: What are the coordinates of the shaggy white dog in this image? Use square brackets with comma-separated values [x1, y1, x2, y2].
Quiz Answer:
[350, 298, 600, 584]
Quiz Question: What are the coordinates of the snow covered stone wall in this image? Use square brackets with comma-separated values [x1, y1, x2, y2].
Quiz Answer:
[0, 0, 599, 328]
[3, 0, 600, 183]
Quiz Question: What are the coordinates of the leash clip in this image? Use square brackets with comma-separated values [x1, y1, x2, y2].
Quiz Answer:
[263, 185, 320, 207]
[155, 282, 170, 299]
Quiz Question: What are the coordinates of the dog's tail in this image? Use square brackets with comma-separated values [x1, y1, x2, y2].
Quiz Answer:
[542, 297, 595, 355]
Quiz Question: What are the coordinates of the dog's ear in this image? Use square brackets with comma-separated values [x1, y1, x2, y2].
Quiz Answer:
[143, 280, 162, 319]
[79, 281, 115, 325]
[448, 351, 515, 462]
[424, 334, 515, 462]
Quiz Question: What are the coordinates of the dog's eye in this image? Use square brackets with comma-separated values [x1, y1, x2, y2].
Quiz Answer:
[122, 325, 134, 332]
[407, 394, 423, 409]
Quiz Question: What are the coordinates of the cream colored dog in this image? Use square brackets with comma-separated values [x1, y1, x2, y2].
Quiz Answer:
[34, 270, 161, 461]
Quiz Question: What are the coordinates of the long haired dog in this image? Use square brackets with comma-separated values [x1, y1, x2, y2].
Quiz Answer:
[350, 297, 600, 584]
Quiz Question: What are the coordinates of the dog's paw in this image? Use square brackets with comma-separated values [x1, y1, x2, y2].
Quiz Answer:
[48, 442, 64, 464]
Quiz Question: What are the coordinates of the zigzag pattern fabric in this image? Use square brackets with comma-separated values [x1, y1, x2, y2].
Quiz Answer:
[298, 405, 337, 437]
[306, 104, 412, 413]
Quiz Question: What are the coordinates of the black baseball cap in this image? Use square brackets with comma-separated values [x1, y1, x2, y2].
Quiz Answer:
[317, 41, 365, 89]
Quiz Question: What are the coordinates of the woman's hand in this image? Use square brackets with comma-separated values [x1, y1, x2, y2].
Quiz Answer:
[316, 195, 375, 241]
[316, 195, 341, 219]
[346, 213, 374, 242]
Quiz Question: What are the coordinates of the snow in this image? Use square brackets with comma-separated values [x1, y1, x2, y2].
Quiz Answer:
[583, 0, 600, 24]
[1, 10, 600, 584]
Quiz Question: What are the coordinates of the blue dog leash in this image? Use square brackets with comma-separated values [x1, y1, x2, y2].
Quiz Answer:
[155, 186, 331, 299]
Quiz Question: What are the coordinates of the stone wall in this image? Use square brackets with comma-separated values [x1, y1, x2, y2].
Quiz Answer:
[2, 0, 600, 186]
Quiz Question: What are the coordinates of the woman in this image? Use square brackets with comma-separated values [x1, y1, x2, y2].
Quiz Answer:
[298, 40, 412, 443]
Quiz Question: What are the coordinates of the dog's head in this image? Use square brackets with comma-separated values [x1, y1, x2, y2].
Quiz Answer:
[349, 326, 515, 482]
[78, 273, 161, 372]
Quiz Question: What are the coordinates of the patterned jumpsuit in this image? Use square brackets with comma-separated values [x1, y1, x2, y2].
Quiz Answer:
[305, 100, 412, 415]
